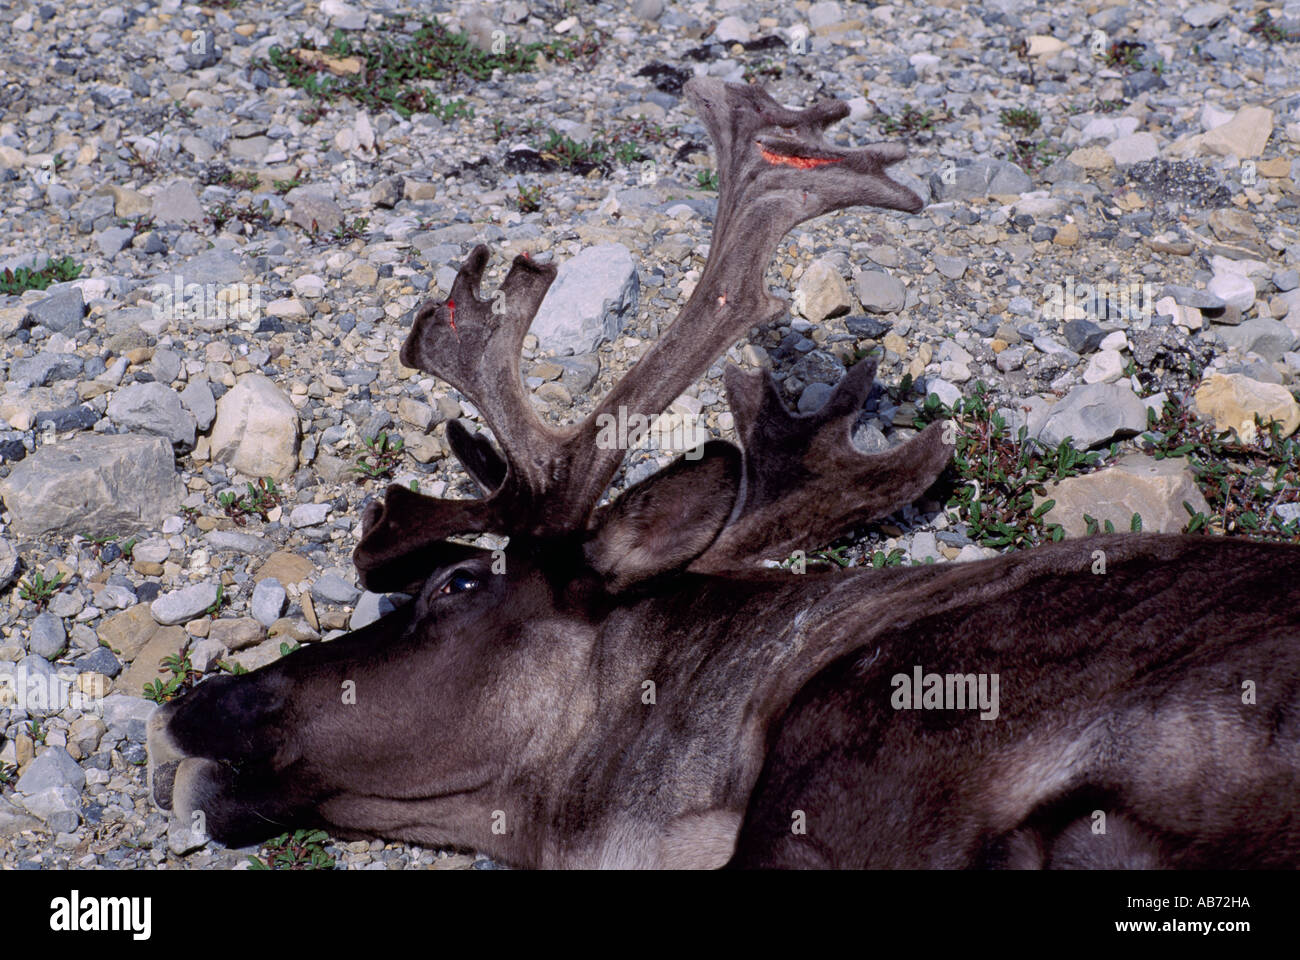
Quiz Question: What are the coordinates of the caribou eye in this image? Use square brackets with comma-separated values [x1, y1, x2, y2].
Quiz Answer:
[440, 570, 481, 595]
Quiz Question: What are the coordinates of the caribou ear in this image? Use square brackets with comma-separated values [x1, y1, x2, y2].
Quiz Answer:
[585, 441, 742, 592]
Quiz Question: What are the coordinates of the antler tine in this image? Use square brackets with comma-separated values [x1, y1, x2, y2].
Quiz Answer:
[687, 361, 954, 572]
[552, 77, 925, 524]
[400, 245, 566, 495]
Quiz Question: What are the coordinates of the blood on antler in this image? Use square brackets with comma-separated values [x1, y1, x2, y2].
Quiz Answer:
[354, 78, 952, 590]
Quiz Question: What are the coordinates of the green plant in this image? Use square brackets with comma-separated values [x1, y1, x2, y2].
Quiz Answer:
[26, 720, 46, 745]
[512, 184, 542, 213]
[914, 382, 1106, 549]
[206, 584, 227, 617]
[217, 478, 282, 525]
[880, 105, 940, 136]
[1249, 11, 1300, 42]
[0, 256, 82, 295]
[19, 570, 66, 611]
[1138, 393, 1300, 543]
[220, 170, 262, 191]
[248, 828, 336, 870]
[217, 659, 249, 676]
[868, 547, 908, 568]
[351, 432, 406, 481]
[999, 107, 1041, 134]
[696, 169, 719, 191]
[206, 199, 275, 234]
[0, 761, 16, 788]
[143, 651, 202, 704]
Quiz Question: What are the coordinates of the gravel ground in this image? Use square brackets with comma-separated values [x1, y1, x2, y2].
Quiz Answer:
[1, 0, 1298, 868]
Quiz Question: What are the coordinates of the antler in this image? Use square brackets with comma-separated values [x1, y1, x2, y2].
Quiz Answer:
[356, 78, 939, 587]
[688, 361, 952, 572]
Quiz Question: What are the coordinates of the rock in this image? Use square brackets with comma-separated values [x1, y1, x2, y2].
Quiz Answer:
[8, 350, 83, 386]
[15, 746, 85, 795]
[209, 374, 301, 479]
[177, 248, 243, 285]
[1063, 318, 1106, 353]
[0, 795, 43, 834]
[19, 786, 80, 833]
[1218, 318, 1296, 362]
[933, 254, 967, 280]
[100, 694, 157, 743]
[1105, 133, 1159, 167]
[188, 638, 227, 673]
[167, 814, 209, 855]
[632, 0, 664, 20]
[28, 612, 66, 660]
[798, 382, 834, 414]
[844, 315, 891, 338]
[205, 530, 275, 556]
[1198, 106, 1274, 159]
[208, 617, 264, 651]
[910, 531, 940, 562]
[1183, 3, 1230, 27]
[231, 637, 289, 672]
[855, 270, 906, 314]
[370, 176, 404, 208]
[151, 583, 219, 626]
[251, 578, 287, 627]
[312, 571, 360, 605]
[531, 244, 638, 354]
[1037, 383, 1148, 450]
[289, 503, 330, 527]
[0, 538, 19, 592]
[1159, 284, 1223, 310]
[850, 421, 889, 454]
[106, 383, 196, 446]
[1039, 454, 1211, 538]
[793, 259, 852, 322]
[929, 158, 1031, 200]
[1193, 374, 1300, 439]
[288, 188, 345, 233]
[151, 179, 204, 224]
[27, 286, 86, 333]
[291, 274, 326, 299]
[97, 603, 163, 662]
[350, 591, 398, 630]
[179, 380, 216, 431]
[116, 625, 187, 696]
[74, 646, 121, 679]
[714, 16, 751, 43]
[1082, 349, 1125, 384]
[1207, 272, 1257, 312]
[257, 551, 315, 585]
[96, 226, 134, 257]
[0, 434, 183, 537]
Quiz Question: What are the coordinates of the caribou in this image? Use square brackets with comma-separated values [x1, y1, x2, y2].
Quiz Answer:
[147, 79, 1300, 869]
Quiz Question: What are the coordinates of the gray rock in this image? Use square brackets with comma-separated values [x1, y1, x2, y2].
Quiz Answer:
[0, 434, 184, 537]
[183, 36, 221, 69]
[176, 248, 243, 285]
[46, 590, 83, 619]
[100, 694, 157, 743]
[106, 383, 197, 446]
[27, 286, 86, 333]
[15, 747, 85, 795]
[1038, 383, 1148, 449]
[798, 382, 834, 413]
[929, 158, 1031, 200]
[151, 179, 204, 224]
[369, 176, 404, 208]
[7, 350, 84, 386]
[0, 538, 18, 592]
[911, 531, 941, 562]
[312, 571, 360, 605]
[289, 503, 330, 527]
[168, 814, 209, 855]
[96, 226, 134, 257]
[855, 270, 906, 314]
[933, 255, 968, 280]
[205, 530, 276, 556]
[150, 348, 182, 385]
[19, 786, 80, 833]
[556, 355, 600, 394]
[1274, 269, 1300, 293]
[1063, 318, 1106, 353]
[251, 578, 287, 627]
[288, 187, 345, 233]
[0, 795, 43, 835]
[28, 612, 66, 660]
[151, 582, 219, 625]
[1218, 318, 1296, 362]
[1183, 3, 1229, 27]
[350, 591, 399, 630]
[532, 244, 639, 354]
[75, 645, 122, 678]
[180, 380, 216, 431]
[1159, 284, 1224, 310]
[850, 421, 889, 454]
[632, 0, 664, 19]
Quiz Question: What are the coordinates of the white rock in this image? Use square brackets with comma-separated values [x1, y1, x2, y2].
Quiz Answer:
[1208, 272, 1257, 312]
[209, 374, 301, 480]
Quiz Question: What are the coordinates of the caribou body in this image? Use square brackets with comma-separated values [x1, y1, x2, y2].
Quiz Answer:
[147, 79, 1300, 869]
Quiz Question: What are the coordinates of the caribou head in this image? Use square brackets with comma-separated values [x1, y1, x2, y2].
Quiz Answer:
[147, 80, 1300, 869]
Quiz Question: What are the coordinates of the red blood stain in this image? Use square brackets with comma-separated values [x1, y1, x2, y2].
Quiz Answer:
[757, 144, 841, 169]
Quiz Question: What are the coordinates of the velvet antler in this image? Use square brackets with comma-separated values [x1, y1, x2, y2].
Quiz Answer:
[355, 78, 944, 587]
